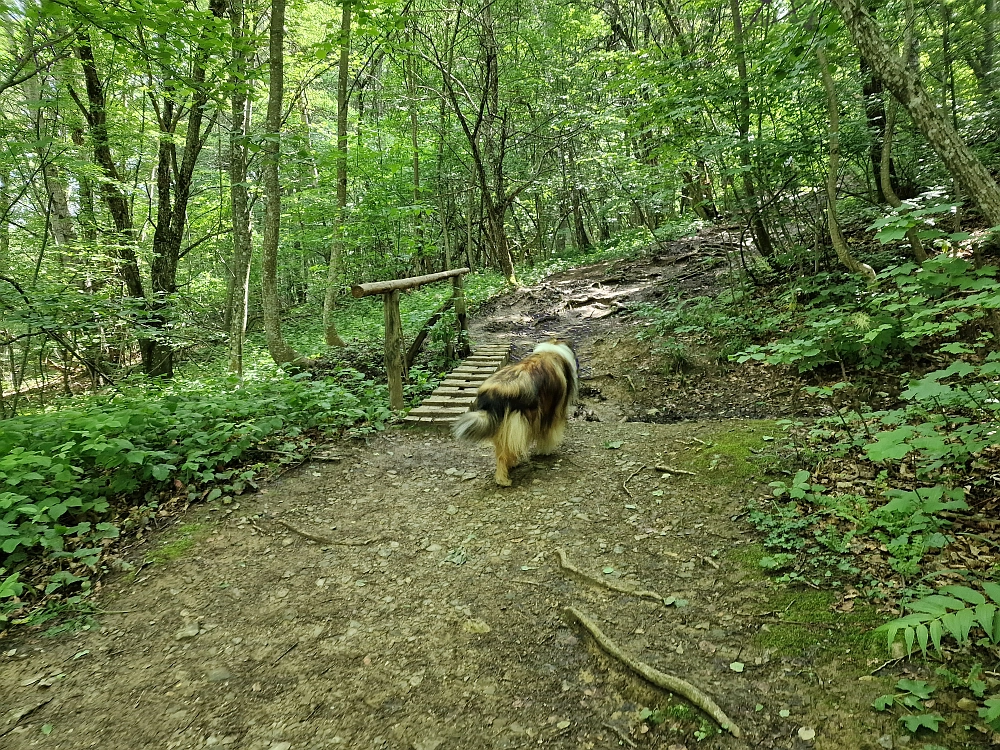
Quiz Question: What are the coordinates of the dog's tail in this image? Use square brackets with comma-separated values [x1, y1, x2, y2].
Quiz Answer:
[452, 409, 500, 443]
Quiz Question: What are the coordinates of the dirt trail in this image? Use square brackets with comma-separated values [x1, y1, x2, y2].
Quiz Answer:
[2, 235, 897, 750]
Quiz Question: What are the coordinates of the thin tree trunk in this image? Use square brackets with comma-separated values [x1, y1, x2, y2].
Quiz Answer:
[818, 45, 876, 282]
[830, 0, 1000, 229]
[146, 0, 226, 378]
[407, 22, 423, 272]
[321, 0, 349, 347]
[21, 74, 77, 252]
[0, 177, 9, 273]
[880, 102, 928, 262]
[228, 0, 254, 375]
[728, 0, 774, 257]
[262, 0, 304, 365]
[70, 130, 97, 246]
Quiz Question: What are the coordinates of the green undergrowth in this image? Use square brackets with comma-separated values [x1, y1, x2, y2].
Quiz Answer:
[144, 523, 206, 566]
[0, 370, 391, 625]
[681, 246, 1000, 739]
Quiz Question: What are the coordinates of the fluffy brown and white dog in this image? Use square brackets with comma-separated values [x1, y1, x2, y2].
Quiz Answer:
[453, 340, 578, 486]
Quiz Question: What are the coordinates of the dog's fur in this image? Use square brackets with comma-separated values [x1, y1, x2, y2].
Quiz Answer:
[452, 341, 578, 486]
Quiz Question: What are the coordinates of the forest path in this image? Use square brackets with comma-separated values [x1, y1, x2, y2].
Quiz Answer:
[2, 235, 895, 750]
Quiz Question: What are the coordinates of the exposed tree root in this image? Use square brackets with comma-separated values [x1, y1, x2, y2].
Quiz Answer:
[654, 465, 697, 476]
[277, 520, 381, 546]
[564, 606, 743, 739]
[556, 548, 665, 605]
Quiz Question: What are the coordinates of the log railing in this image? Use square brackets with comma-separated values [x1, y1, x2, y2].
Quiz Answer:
[351, 267, 470, 409]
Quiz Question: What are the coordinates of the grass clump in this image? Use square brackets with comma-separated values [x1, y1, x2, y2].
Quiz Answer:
[145, 523, 205, 566]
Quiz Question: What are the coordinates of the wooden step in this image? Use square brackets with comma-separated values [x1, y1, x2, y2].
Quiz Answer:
[423, 396, 477, 406]
[403, 342, 511, 428]
[408, 405, 469, 416]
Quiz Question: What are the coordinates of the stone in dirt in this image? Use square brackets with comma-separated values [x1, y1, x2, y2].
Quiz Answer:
[206, 667, 233, 682]
[174, 622, 200, 640]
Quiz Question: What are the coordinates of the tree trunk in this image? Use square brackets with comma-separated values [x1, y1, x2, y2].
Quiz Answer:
[146, 0, 226, 378]
[728, 0, 774, 258]
[817, 45, 876, 282]
[228, 0, 255, 376]
[321, 0, 349, 348]
[407, 22, 424, 272]
[22, 75, 77, 252]
[861, 52, 890, 203]
[70, 129, 97, 246]
[881, 102, 928, 262]
[0, 176, 9, 273]
[830, 0, 1000, 228]
[262, 0, 304, 365]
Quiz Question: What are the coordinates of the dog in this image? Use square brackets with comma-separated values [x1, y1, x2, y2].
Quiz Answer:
[452, 340, 578, 486]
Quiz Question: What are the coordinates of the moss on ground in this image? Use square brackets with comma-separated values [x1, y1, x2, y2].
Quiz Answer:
[144, 523, 206, 566]
[752, 588, 884, 663]
[679, 420, 777, 482]
[727, 543, 886, 666]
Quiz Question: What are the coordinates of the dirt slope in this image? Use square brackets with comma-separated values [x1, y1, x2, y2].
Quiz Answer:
[1, 236, 903, 750]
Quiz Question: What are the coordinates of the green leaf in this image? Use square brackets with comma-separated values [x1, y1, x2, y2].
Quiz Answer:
[896, 679, 935, 699]
[979, 697, 1000, 727]
[929, 617, 943, 653]
[975, 603, 997, 640]
[898, 713, 944, 732]
[915, 623, 929, 657]
[939, 585, 986, 605]
[873, 695, 894, 711]
[982, 582, 1000, 605]
[151, 464, 174, 481]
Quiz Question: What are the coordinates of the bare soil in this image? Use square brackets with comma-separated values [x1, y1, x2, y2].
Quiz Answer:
[1, 234, 917, 750]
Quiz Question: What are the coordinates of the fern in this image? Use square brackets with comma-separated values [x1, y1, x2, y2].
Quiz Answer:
[880, 583, 1000, 656]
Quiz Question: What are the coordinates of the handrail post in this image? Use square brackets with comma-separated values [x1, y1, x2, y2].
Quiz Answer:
[452, 275, 470, 358]
[383, 290, 405, 410]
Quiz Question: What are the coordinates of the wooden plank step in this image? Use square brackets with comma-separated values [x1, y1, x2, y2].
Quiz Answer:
[408, 405, 470, 416]
[423, 396, 476, 406]
[433, 386, 481, 395]
[403, 416, 459, 425]
[441, 374, 490, 382]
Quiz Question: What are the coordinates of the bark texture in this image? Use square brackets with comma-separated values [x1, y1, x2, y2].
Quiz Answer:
[831, 0, 1000, 228]
[321, 0, 350, 347]
[261, 0, 305, 365]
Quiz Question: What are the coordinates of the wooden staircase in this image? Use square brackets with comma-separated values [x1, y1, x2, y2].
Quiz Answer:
[402, 344, 511, 429]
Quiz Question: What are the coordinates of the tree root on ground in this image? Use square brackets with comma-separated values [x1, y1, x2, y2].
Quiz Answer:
[556, 548, 665, 605]
[564, 606, 743, 739]
[277, 520, 382, 546]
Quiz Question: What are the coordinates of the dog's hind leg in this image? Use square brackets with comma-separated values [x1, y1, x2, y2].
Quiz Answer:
[493, 412, 530, 486]
[535, 420, 566, 455]
[493, 446, 514, 486]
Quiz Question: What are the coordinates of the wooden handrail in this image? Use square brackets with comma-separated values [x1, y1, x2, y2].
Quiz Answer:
[351, 267, 470, 298]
